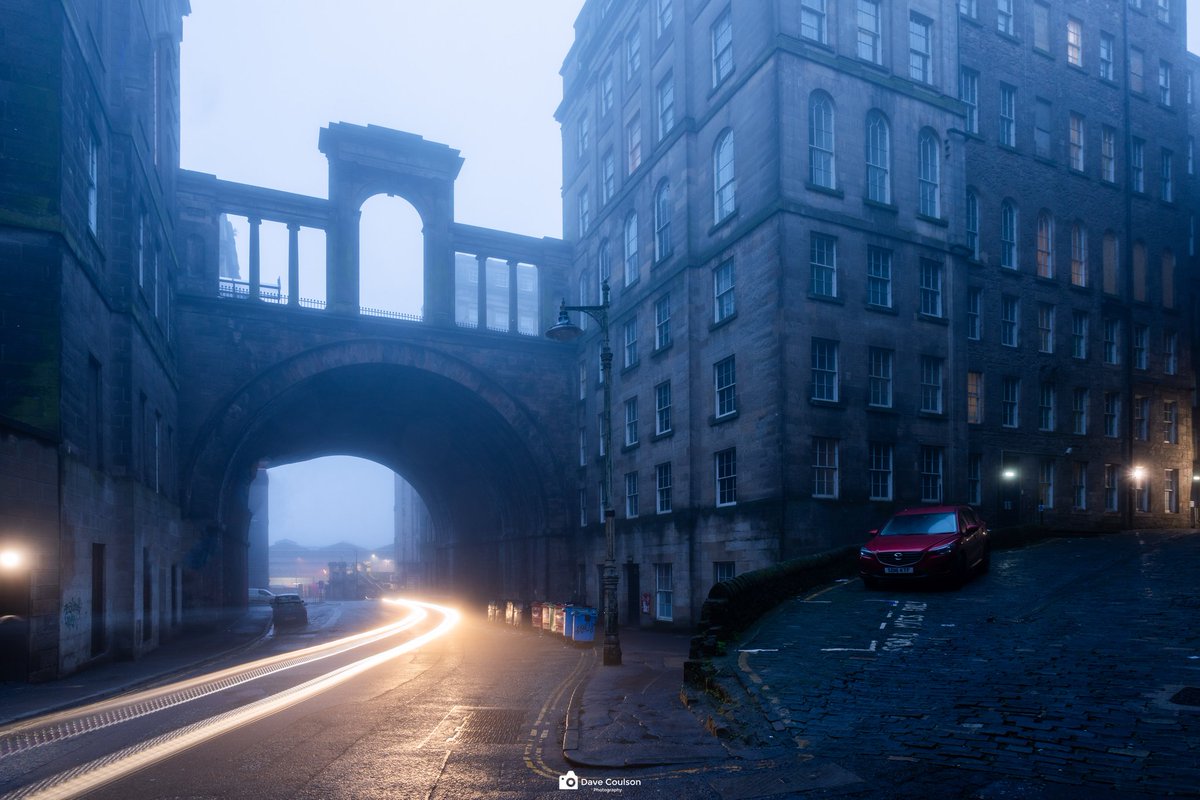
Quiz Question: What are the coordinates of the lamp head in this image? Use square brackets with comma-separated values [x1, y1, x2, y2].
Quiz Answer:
[545, 302, 583, 342]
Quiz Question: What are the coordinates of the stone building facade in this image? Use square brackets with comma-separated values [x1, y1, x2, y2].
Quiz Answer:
[0, 0, 190, 679]
[557, 0, 1196, 628]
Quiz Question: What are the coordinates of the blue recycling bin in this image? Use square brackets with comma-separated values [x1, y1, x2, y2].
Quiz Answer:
[561, 605, 577, 639]
[571, 607, 597, 644]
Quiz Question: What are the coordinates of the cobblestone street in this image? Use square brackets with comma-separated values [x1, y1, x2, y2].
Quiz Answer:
[716, 531, 1200, 798]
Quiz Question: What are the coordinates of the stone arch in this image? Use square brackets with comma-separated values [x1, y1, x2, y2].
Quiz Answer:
[180, 338, 567, 600]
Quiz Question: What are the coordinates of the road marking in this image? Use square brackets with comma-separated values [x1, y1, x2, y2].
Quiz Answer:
[0, 602, 431, 759]
[8, 599, 460, 800]
[820, 642, 878, 653]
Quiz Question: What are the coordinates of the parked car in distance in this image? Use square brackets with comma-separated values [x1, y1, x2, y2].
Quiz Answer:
[248, 588, 275, 606]
[859, 505, 990, 589]
[271, 593, 308, 627]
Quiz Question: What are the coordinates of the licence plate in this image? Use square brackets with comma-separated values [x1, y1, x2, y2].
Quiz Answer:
[884, 567, 914, 574]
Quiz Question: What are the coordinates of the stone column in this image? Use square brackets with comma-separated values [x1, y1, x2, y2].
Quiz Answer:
[287, 223, 300, 306]
[476, 255, 488, 330]
[507, 260, 518, 333]
[248, 218, 261, 300]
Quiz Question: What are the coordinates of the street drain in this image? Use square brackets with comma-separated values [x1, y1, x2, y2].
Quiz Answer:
[1169, 687, 1200, 707]
[453, 708, 527, 744]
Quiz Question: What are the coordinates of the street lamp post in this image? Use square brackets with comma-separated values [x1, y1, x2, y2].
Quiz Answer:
[546, 281, 621, 666]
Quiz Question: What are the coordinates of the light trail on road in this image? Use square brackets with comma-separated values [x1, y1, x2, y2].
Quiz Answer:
[1, 598, 461, 800]
[0, 599, 431, 760]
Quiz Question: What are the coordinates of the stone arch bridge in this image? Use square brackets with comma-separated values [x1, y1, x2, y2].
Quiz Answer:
[174, 123, 576, 607]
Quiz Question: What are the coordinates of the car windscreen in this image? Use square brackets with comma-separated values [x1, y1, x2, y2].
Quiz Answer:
[879, 512, 957, 535]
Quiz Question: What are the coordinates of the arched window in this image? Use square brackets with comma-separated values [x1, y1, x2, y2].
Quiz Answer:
[1070, 223, 1087, 287]
[866, 111, 890, 203]
[918, 129, 940, 218]
[713, 130, 736, 222]
[1036, 212, 1054, 278]
[623, 212, 639, 287]
[966, 190, 980, 259]
[1102, 231, 1118, 294]
[654, 180, 672, 262]
[808, 93, 835, 189]
[1001, 200, 1018, 269]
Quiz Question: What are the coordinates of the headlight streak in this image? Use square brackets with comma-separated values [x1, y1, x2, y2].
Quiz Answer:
[0, 602, 430, 760]
[0, 599, 460, 800]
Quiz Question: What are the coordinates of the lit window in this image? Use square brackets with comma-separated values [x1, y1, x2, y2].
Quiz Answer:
[1067, 18, 1083, 66]
[1036, 213, 1054, 278]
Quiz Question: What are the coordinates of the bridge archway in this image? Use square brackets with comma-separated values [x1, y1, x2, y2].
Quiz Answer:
[182, 338, 566, 607]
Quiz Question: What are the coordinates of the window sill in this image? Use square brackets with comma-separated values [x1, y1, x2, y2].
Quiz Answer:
[707, 71, 734, 98]
[620, 442, 640, 453]
[918, 411, 948, 421]
[651, 429, 673, 442]
[651, 342, 672, 358]
[807, 292, 843, 305]
[710, 312, 737, 331]
[709, 410, 739, 426]
[805, 182, 843, 199]
[867, 405, 897, 415]
[709, 210, 738, 235]
[995, 30, 1022, 45]
[863, 198, 898, 213]
[620, 361, 640, 375]
[917, 312, 949, 325]
[865, 303, 897, 315]
[916, 212, 948, 227]
[808, 398, 843, 409]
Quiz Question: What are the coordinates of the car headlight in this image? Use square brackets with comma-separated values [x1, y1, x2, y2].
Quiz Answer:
[859, 547, 874, 558]
[929, 542, 956, 555]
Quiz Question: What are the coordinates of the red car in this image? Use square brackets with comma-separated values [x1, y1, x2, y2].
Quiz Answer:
[859, 505, 991, 588]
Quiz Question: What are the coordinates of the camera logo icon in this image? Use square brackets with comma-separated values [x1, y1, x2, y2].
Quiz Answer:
[558, 770, 580, 790]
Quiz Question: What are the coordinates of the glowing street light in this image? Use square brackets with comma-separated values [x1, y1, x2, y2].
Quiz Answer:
[0, 549, 23, 571]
